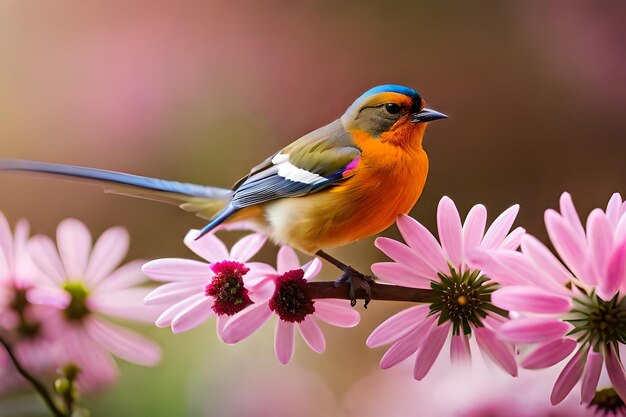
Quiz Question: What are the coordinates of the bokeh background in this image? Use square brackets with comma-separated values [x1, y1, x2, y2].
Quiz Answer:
[1, 1, 625, 416]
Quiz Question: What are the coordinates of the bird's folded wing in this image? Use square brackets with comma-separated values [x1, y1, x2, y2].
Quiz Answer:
[231, 122, 361, 208]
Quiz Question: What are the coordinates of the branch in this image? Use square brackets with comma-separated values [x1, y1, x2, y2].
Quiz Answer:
[0, 334, 67, 417]
[307, 281, 437, 303]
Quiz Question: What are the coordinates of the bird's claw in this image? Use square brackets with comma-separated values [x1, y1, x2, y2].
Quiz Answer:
[334, 266, 374, 308]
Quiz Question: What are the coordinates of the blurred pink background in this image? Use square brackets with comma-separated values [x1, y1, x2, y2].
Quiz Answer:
[1, 1, 625, 415]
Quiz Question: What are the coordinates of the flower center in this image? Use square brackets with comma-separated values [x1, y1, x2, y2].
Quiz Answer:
[62, 282, 90, 321]
[269, 269, 315, 323]
[10, 287, 29, 312]
[590, 387, 626, 415]
[205, 261, 253, 316]
[566, 292, 626, 348]
[429, 267, 504, 335]
[10, 287, 41, 339]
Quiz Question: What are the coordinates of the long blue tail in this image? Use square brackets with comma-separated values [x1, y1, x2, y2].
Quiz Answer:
[0, 158, 232, 201]
[0, 158, 244, 237]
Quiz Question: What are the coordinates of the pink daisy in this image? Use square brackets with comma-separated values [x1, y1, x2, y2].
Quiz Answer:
[0, 212, 62, 392]
[473, 192, 626, 405]
[220, 246, 360, 364]
[366, 196, 524, 379]
[143, 229, 274, 336]
[26, 218, 162, 391]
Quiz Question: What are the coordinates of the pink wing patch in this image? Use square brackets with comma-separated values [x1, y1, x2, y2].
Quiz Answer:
[342, 157, 361, 178]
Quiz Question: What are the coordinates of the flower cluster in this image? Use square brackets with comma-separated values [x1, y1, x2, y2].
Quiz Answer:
[366, 197, 523, 378]
[0, 214, 161, 394]
[144, 235, 360, 365]
[3, 191, 626, 417]
[473, 192, 626, 405]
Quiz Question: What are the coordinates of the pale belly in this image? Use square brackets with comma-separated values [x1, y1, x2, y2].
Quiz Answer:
[262, 169, 427, 254]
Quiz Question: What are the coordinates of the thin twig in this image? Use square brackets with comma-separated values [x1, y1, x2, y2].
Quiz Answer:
[0, 334, 66, 417]
[308, 281, 438, 303]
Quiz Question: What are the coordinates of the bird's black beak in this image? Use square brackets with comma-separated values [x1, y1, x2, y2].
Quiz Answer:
[410, 108, 448, 123]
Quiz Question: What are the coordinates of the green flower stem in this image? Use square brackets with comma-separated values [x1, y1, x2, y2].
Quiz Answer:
[0, 333, 67, 417]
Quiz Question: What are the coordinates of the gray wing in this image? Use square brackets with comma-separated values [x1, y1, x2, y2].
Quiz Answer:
[230, 119, 361, 209]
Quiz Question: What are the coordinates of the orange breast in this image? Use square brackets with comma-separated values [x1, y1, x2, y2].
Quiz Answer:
[263, 132, 429, 253]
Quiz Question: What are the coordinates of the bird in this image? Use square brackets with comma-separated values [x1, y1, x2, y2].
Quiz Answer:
[0, 84, 446, 304]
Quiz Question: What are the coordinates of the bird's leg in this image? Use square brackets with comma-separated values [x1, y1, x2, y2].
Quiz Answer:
[315, 250, 374, 308]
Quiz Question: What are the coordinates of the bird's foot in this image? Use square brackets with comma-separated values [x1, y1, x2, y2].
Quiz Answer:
[334, 267, 375, 308]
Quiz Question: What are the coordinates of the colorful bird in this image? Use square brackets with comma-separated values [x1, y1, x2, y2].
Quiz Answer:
[0, 84, 446, 303]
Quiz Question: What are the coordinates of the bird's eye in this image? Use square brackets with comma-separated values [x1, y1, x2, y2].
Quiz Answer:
[384, 103, 401, 114]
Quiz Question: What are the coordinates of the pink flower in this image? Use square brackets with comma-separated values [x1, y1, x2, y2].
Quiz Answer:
[344, 362, 600, 417]
[473, 192, 626, 405]
[0, 212, 61, 392]
[143, 229, 274, 336]
[367, 196, 524, 379]
[26, 218, 161, 391]
[221, 246, 360, 364]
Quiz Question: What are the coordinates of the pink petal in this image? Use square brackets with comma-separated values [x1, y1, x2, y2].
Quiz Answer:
[499, 318, 571, 344]
[606, 193, 623, 228]
[374, 237, 434, 278]
[558, 192, 587, 249]
[89, 288, 164, 323]
[221, 303, 273, 343]
[581, 350, 603, 403]
[522, 338, 577, 369]
[141, 258, 212, 282]
[183, 229, 229, 262]
[463, 204, 487, 254]
[28, 235, 66, 284]
[371, 262, 430, 287]
[379, 316, 436, 369]
[498, 227, 525, 251]
[143, 281, 204, 305]
[230, 233, 267, 263]
[298, 316, 326, 353]
[64, 328, 119, 391]
[521, 235, 574, 286]
[215, 314, 229, 340]
[617, 216, 626, 248]
[606, 347, 626, 403]
[26, 286, 70, 309]
[56, 218, 92, 278]
[466, 250, 526, 287]
[171, 296, 214, 333]
[277, 246, 300, 274]
[450, 334, 471, 364]
[474, 326, 517, 376]
[248, 278, 275, 302]
[85, 318, 161, 366]
[587, 209, 614, 287]
[313, 299, 360, 328]
[413, 322, 450, 380]
[437, 196, 463, 268]
[302, 258, 322, 281]
[366, 304, 428, 348]
[603, 241, 626, 301]
[244, 262, 277, 284]
[275, 321, 295, 364]
[492, 286, 572, 314]
[84, 227, 129, 286]
[95, 260, 148, 292]
[489, 250, 566, 293]
[0, 213, 14, 274]
[155, 294, 203, 328]
[481, 204, 519, 250]
[545, 210, 589, 283]
[396, 214, 447, 273]
[551, 347, 586, 405]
